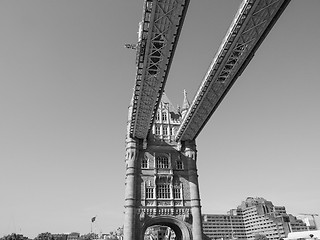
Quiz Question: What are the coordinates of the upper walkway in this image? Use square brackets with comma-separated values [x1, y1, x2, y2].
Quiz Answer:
[129, 0, 291, 141]
[129, 0, 190, 139]
[175, 0, 291, 141]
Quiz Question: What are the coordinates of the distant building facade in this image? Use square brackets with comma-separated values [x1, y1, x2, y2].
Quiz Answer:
[203, 212, 246, 240]
[202, 197, 309, 240]
[296, 216, 318, 231]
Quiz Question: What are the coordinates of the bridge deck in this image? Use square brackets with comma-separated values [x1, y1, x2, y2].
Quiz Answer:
[129, 0, 190, 139]
[175, 0, 291, 142]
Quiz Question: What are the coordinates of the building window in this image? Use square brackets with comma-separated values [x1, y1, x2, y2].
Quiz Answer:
[141, 158, 149, 169]
[173, 185, 181, 199]
[156, 112, 160, 121]
[146, 187, 154, 199]
[176, 161, 183, 170]
[156, 156, 169, 169]
[162, 112, 167, 122]
[155, 126, 160, 135]
[163, 126, 168, 136]
[157, 184, 170, 199]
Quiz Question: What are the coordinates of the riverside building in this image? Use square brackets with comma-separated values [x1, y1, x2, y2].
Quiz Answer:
[202, 197, 309, 240]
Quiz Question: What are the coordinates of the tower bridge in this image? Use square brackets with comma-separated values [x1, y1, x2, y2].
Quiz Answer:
[124, 1, 291, 239]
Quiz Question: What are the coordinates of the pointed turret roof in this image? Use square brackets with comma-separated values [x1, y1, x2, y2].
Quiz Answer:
[181, 90, 190, 120]
[181, 89, 190, 112]
[158, 91, 181, 122]
[160, 91, 179, 114]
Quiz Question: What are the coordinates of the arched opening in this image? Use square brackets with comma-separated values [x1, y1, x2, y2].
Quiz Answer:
[141, 216, 191, 240]
[144, 225, 176, 240]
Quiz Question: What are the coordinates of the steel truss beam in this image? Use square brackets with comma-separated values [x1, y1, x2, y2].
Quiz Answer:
[175, 0, 291, 142]
[130, 0, 190, 139]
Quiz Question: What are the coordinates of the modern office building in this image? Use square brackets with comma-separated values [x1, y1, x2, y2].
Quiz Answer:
[202, 197, 309, 240]
[203, 211, 246, 240]
[296, 215, 318, 231]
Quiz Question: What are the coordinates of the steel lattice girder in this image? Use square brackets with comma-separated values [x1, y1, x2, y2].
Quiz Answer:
[129, 0, 190, 139]
[175, 0, 291, 142]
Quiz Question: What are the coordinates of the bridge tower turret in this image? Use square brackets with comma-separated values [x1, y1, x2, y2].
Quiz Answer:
[181, 89, 190, 119]
[124, 92, 204, 240]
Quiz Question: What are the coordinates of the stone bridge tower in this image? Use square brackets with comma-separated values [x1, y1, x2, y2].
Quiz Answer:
[124, 92, 204, 240]
[122, 0, 291, 238]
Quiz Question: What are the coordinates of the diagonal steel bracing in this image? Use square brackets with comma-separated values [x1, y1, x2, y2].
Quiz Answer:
[175, 0, 291, 142]
[129, 0, 190, 139]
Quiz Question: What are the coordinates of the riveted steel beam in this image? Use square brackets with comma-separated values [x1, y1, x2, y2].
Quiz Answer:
[130, 0, 190, 139]
[175, 0, 291, 142]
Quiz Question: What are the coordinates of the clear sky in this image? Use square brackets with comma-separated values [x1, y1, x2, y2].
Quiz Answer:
[0, 0, 319, 238]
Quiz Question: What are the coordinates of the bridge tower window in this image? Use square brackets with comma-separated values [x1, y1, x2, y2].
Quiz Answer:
[145, 187, 154, 199]
[156, 156, 169, 169]
[163, 126, 168, 136]
[176, 160, 183, 170]
[162, 112, 167, 122]
[169, 127, 173, 136]
[157, 184, 170, 199]
[141, 158, 149, 169]
[155, 126, 161, 135]
[173, 185, 181, 199]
